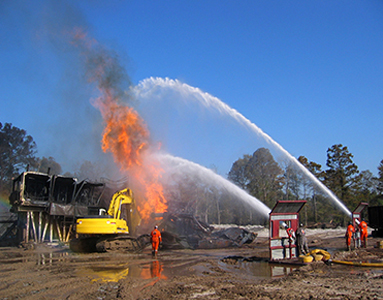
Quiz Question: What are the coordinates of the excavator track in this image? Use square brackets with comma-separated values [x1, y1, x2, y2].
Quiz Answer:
[70, 236, 99, 253]
[70, 234, 151, 253]
[96, 234, 151, 253]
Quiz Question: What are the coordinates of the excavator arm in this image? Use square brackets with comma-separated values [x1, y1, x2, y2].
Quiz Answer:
[107, 188, 134, 218]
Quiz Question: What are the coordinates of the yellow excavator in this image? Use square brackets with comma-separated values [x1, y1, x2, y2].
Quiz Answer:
[70, 188, 150, 253]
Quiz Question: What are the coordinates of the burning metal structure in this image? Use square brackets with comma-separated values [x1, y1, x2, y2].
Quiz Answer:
[1, 171, 105, 246]
[0, 33, 259, 250]
[1, 170, 257, 252]
[1, 29, 260, 251]
[158, 212, 258, 250]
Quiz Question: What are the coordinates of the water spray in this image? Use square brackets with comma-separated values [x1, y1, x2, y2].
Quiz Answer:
[135, 77, 352, 217]
[153, 152, 271, 219]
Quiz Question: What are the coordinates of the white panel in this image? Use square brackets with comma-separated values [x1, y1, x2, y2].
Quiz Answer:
[270, 239, 282, 247]
[270, 215, 297, 221]
[271, 248, 284, 259]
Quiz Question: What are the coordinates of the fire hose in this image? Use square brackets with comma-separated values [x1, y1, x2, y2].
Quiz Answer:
[300, 249, 331, 263]
[329, 260, 383, 267]
[301, 249, 383, 267]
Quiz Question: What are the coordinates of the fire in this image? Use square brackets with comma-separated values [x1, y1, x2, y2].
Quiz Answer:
[98, 99, 148, 168]
[72, 28, 168, 222]
[99, 102, 167, 222]
[130, 161, 168, 221]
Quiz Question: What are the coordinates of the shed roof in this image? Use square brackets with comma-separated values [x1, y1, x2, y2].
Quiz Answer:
[270, 200, 306, 214]
[353, 202, 368, 214]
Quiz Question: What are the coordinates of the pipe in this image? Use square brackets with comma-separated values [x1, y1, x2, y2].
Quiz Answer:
[330, 260, 383, 267]
[55, 219, 63, 242]
[38, 212, 42, 242]
[26, 212, 30, 243]
[30, 212, 37, 242]
[66, 224, 72, 242]
[42, 219, 49, 243]
[49, 218, 53, 243]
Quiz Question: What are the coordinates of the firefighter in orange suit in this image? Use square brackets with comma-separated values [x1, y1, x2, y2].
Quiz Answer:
[150, 225, 162, 258]
[345, 221, 355, 251]
[359, 219, 368, 248]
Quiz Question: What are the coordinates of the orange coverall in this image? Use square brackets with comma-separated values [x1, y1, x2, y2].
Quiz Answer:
[150, 228, 162, 256]
[346, 224, 355, 250]
[359, 220, 368, 248]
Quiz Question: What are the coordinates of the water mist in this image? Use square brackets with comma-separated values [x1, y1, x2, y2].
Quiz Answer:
[153, 152, 271, 218]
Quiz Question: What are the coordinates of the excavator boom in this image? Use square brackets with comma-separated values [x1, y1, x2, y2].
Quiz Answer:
[107, 188, 134, 218]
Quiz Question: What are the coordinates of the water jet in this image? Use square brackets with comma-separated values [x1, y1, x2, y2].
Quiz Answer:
[134, 77, 351, 217]
[152, 152, 271, 219]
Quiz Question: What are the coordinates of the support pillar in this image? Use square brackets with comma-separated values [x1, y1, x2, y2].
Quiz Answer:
[30, 212, 37, 242]
[38, 211, 42, 242]
[26, 212, 30, 243]
[50, 217, 53, 243]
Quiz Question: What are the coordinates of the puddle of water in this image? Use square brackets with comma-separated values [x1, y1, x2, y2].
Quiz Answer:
[0, 251, 70, 265]
[74, 250, 224, 283]
[77, 264, 132, 282]
[219, 260, 297, 280]
[0, 248, 301, 283]
[59, 253, 383, 285]
[77, 260, 170, 282]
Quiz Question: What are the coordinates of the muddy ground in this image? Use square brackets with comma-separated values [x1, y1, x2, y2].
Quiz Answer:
[0, 228, 383, 300]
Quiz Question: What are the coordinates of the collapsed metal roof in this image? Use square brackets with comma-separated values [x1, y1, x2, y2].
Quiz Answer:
[158, 212, 257, 250]
[10, 171, 105, 212]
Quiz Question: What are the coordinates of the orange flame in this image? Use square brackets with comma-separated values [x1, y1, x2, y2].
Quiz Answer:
[99, 102, 167, 222]
[72, 28, 167, 222]
[97, 98, 149, 168]
[130, 161, 168, 221]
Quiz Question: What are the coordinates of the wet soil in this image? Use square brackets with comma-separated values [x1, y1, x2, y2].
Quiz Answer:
[0, 229, 383, 299]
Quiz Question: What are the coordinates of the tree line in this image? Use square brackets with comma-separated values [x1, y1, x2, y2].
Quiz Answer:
[227, 146, 383, 226]
[0, 123, 100, 198]
[1, 122, 383, 226]
[162, 146, 383, 226]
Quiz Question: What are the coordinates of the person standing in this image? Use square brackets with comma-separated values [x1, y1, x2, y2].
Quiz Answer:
[285, 224, 296, 244]
[359, 219, 368, 248]
[345, 221, 355, 251]
[150, 225, 162, 258]
[354, 219, 361, 249]
[295, 223, 309, 255]
[284, 224, 295, 258]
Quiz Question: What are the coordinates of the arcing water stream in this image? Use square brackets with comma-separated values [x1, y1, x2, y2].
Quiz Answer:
[135, 77, 351, 217]
[153, 152, 271, 218]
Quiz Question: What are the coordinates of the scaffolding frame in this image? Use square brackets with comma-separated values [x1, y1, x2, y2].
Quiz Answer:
[7, 171, 105, 245]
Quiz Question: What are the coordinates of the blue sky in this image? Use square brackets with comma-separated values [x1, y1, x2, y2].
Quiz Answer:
[1, 0, 382, 178]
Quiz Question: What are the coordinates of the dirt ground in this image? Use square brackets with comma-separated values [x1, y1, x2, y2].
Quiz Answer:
[0, 228, 383, 300]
